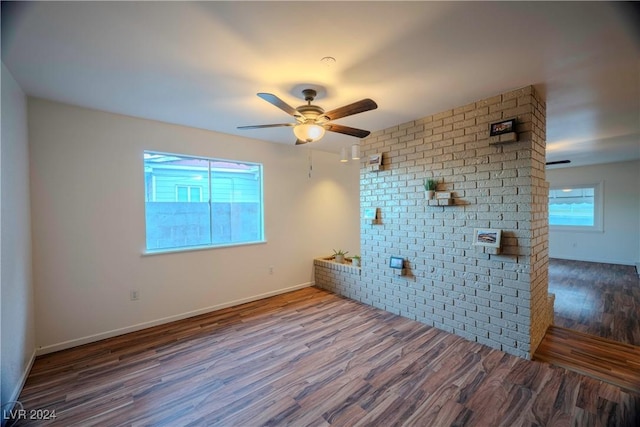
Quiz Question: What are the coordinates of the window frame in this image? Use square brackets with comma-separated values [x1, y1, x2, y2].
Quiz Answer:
[548, 181, 603, 232]
[143, 150, 266, 254]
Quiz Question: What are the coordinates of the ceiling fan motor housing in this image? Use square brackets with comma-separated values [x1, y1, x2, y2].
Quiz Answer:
[297, 105, 325, 121]
[297, 89, 325, 122]
[302, 88, 317, 102]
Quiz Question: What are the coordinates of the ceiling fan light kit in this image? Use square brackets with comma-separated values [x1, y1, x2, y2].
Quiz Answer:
[238, 88, 377, 145]
[293, 123, 325, 143]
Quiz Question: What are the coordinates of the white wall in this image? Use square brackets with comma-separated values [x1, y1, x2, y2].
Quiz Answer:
[1, 64, 36, 408]
[28, 98, 360, 353]
[547, 160, 640, 265]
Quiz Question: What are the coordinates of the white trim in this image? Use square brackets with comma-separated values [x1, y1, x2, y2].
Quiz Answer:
[547, 227, 604, 234]
[5, 349, 37, 414]
[551, 255, 637, 267]
[144, 150, 262, 173]
[142, 239, 267, 256]
[35, 282, 313, 355]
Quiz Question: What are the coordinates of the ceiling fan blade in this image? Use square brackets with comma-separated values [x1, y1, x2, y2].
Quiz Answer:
[321, 99, 378, 121]
[325, 123, 371, 138]
[237, 123, 295, 130]
[257, 93, 302, 118]
[545, 160, 571, 165]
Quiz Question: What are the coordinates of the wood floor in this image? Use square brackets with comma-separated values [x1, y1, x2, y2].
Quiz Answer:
[534, 326, 640, 394]
[14, 287, 640, 426]
[548, 258, 640, 346]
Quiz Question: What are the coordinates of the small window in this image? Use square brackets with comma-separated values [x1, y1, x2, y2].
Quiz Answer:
[176, 185, 202, 202]
[144, 151, 264, 252]
[549, 183, 602, 231]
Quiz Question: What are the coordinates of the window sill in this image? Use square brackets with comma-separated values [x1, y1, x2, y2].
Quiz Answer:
[549, 226, 603, 233]
[142, 240, 267, 256]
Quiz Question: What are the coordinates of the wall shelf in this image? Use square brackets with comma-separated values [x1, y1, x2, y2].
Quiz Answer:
[488, 132, 518, 145]
[427, 191, 454, 206]
[427, 198, 454, 206]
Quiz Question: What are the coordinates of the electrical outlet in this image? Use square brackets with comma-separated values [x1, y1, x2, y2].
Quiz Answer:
[130, 290, 140, 301]
[269, 266, 274, 275]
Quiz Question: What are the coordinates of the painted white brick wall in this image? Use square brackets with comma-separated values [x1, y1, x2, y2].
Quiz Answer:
[316, 86, 552, 359]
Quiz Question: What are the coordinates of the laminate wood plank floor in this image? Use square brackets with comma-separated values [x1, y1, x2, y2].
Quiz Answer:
[14, 287, 640, 426]
[548, 258, 640, 346]
[534, 326, 640, 393]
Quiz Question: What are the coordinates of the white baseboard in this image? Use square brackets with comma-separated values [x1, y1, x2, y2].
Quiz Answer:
[36, 282, 313, 356]
[3, 349, 36, 421]
[549, 255, 636, 267]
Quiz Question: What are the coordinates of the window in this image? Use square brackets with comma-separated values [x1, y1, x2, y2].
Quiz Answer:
[176, 185, 202, 202]
[548, 183, 602, 231]
[144, 151, 264, 252]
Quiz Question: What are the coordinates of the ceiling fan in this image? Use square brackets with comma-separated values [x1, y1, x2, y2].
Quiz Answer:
[238, 89, 378, 145]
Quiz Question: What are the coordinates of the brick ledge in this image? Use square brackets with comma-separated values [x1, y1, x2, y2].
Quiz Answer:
[314, 258, 361, 275]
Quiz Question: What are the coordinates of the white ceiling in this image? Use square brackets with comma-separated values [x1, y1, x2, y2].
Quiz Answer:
[2, 1, 638, 168]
